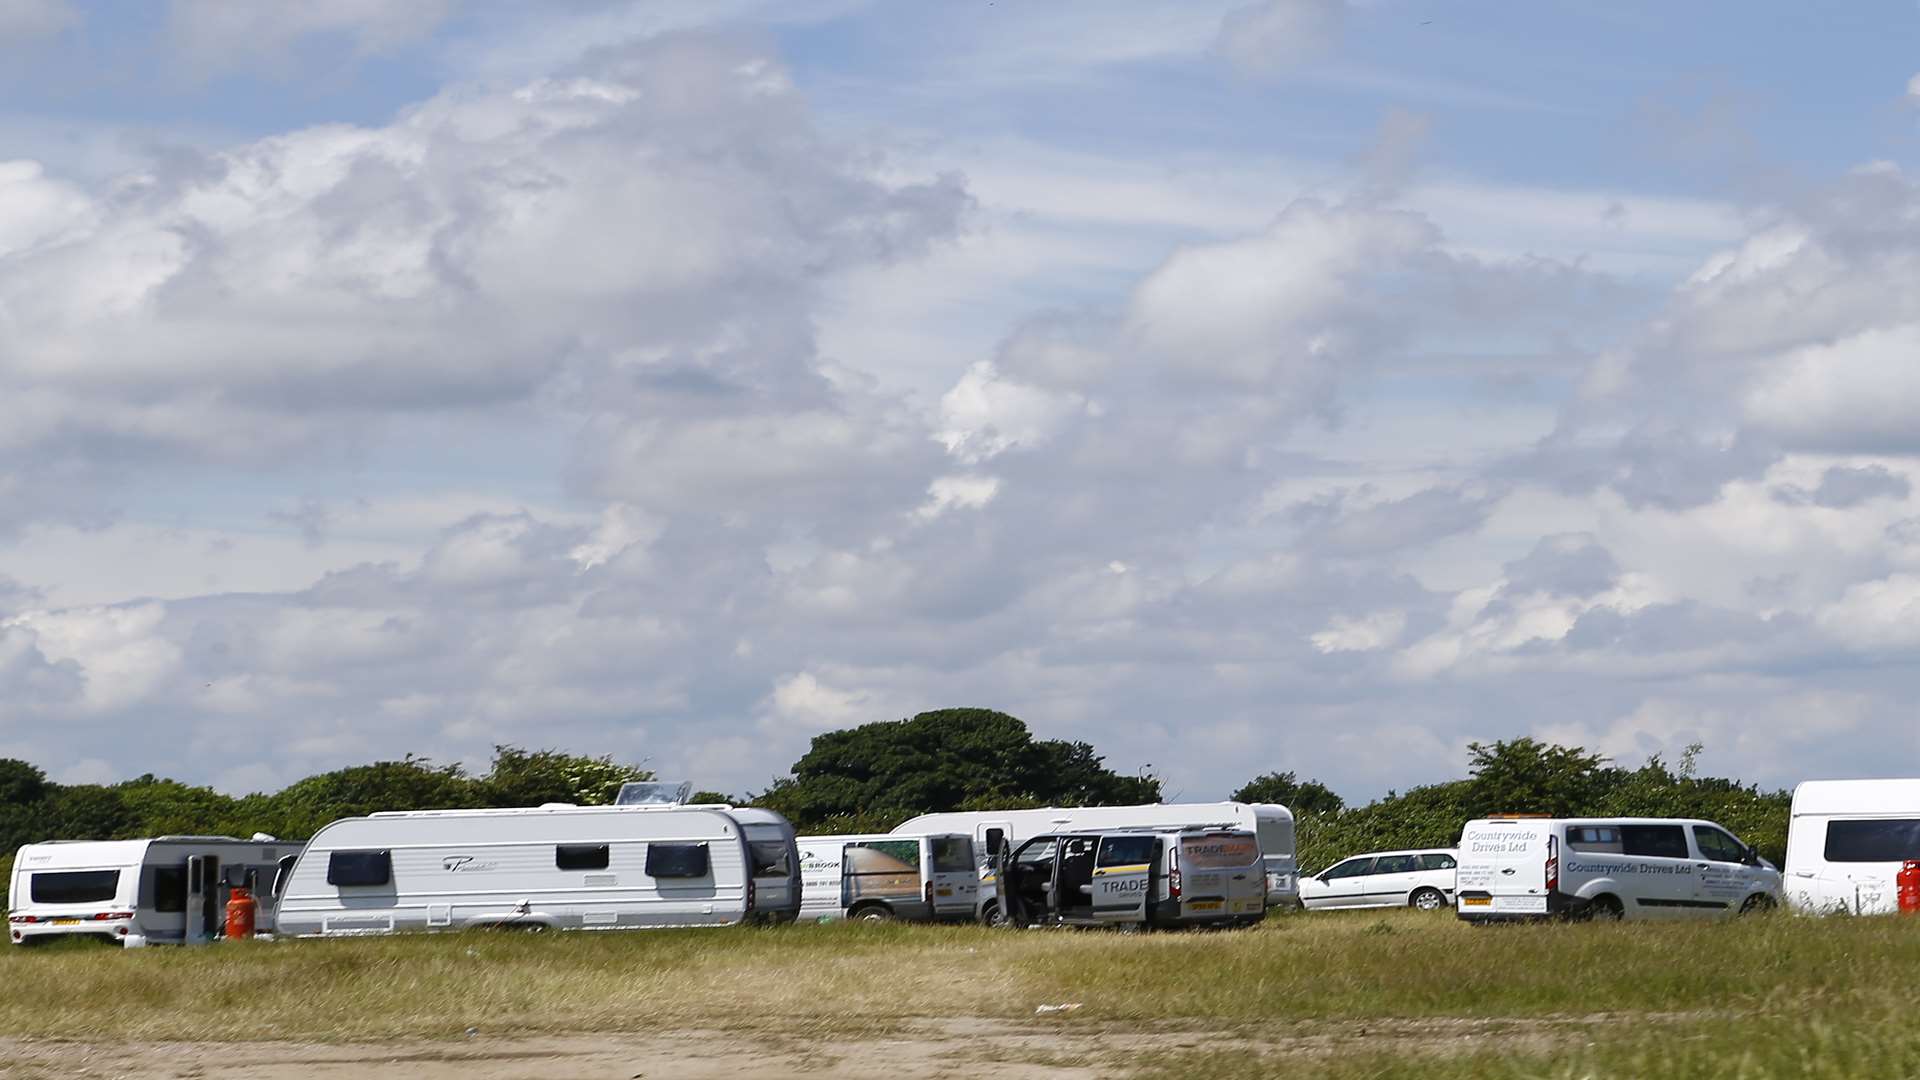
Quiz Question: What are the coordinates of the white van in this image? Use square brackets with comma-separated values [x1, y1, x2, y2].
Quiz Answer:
[994, 826, 1266, 929]
[1299, 848, 1457, 911]
[794, 833, 978, 922]
[274, 803, 800, 936]
[1456, 816, 1781, 922]
[10, 836, 303, 947]
[893, 801, 1297, 921]
[1785, 778, 1920, 915]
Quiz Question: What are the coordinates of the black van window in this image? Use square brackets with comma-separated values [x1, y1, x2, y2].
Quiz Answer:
[327, 850, 392, 887]
[30, 870, 120, 905]
[645, 843, 710, 879]
[556, 844, 610, 871]
[1096, 835, 1157, 868]
[1619, 825, 1688, 859]
[1824, 819, 1920, 863]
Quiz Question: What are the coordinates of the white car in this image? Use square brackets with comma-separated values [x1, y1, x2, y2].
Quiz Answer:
[1299, 848, 1457, 911]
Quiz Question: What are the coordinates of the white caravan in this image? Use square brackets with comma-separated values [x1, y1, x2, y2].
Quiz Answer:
[892, 801, 1297, 922]
[794, 833, 979, 922]
[1785, 778, 1920, 915]
[274, 803, 800, 937]
[10, 836, 303, 948]
[1456, 816, 1781, 923]
[994, 826, 1267, 929]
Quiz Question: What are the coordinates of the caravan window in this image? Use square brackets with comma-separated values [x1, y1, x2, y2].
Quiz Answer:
[327, 851, 392, 887]
[645, 843, 710, 879]
[1824, 819, 1920, 863]
[557, 844, 611, 871]
[29, 870, 120, 904]
[983, 828, 1007, 860]
[151, 867, 186, 912]
[749, 842, 793, 876]
[1620, 825, 1689, 859]
[931, 836, 975, 874]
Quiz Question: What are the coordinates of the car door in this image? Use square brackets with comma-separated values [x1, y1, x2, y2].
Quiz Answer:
[1090, 835, 1155, 923]
[1689, 825, 1756, 914]
[1308, 857, 1375, 908]
[1359, 854, 1420, 908]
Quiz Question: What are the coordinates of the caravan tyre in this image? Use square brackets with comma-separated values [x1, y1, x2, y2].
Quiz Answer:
[1409, 887, 1446, 911]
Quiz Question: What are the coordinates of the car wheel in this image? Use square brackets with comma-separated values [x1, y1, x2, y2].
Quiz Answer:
[1586, 894, 1624, 921]
[1740, 893, 1777, 916]
[1409, 887, 1446, 911]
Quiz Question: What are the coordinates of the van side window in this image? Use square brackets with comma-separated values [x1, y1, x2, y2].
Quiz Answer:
[1095, 836, 1157, 868]
[1619, 825, 1689, 859]
[1417, 854, 1457, 870]
[1321, 857, 1375, 880]
[1566, 827, 1623, 853]
[644, 843, 710, 879]
[327, 851, 392, 887]
[1823, 819, 1920, 863]
[556, 844, 611, 871]
[152, 867, 186, 912]
[1691, 827, 1745, 863]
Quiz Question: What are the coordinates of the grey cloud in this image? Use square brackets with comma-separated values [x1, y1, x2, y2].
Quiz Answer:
[1500, 534, 1618, 599]
[1287, 484, 1503, 557]
[1774, 464, 1911, 509]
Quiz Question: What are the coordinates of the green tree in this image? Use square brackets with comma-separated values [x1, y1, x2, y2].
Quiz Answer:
[480, 746, 654, 807]
[1464, 737, 1611, 817]
[1232, 771, 1346, 815]
[264, 756, 481, 838]
[0, 758, 48, 806]
[756, 708, 1160, 831]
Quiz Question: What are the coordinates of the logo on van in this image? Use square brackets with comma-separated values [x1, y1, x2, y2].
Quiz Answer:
[442, 855, 498, 873]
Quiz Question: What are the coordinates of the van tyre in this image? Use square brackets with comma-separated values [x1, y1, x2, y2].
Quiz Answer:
[981, 901, 1008, 929]
[1409, 887, 1446, 911]
[1585, 894, 1624, 921]
[851, 904, 893, 923]
[1740, 894, 1777, 915]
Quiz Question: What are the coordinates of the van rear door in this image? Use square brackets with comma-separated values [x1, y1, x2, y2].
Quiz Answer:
[928, 835, 977, 918]
[1178, 832, 1264, 919]
[1457, 820, 1551, 916]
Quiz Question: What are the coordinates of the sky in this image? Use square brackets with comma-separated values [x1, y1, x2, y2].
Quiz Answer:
[3, 0, 1920, 802]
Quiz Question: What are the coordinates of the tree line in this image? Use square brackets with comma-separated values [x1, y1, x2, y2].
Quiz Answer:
[0, 707, 1791, 906]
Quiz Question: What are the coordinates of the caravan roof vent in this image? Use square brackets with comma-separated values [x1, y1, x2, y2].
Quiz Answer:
[614, 780, 693, 806]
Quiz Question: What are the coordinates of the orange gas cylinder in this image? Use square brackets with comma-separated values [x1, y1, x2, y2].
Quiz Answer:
[1899, 861, 1920, 916]
[225, 886, 257, 939]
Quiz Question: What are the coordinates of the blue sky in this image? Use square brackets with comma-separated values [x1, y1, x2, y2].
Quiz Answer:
[3, 0, 1920, 802]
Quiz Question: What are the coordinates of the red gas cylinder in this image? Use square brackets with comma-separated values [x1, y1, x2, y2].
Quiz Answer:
[1898, 861, 1920, 916]
[225, 886, 258, 940]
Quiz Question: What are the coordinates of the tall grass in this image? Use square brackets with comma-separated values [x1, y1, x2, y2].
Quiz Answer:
[4, 906, 1917, 1070]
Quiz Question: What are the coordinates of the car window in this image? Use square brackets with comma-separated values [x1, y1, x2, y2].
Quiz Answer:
[1322, 857, 1375, 880]
[1373, 855, 1418, 874]
[1417, 853, 1456, 871]
[1097, 835, 1157, 867]
[1619, 825, 1689, 859]
[1691, 826, 1746, 863]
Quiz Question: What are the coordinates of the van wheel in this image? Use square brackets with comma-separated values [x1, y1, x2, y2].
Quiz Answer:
[1586, 895, 1624, 921]
[1409, 887, 1446, 911]
[981, 901, 1007, 929]
[1740, 894, 1777, 915]
[852, 905, 893, 923]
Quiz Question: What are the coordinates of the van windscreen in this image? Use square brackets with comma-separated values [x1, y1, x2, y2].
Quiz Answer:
[30, 870, 120, 905]
[1824, 819, 1920, 863]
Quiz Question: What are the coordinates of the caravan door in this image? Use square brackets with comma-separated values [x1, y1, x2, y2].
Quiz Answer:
[183, 856, 218, 945]
[1089, 835, 1153, 923]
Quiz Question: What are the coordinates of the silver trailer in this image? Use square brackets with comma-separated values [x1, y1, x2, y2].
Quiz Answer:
[10, 836, 303, 948]
[274, 803, 799, 937]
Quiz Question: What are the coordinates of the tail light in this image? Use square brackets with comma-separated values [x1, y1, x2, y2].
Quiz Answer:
[1545, 836, 1559, 894]
[8, 915, 36, 924]
[746, 877, 757, 911]
[925, 880, 934, 906]
[1170, 847, 1182, 900]
[96, 912, 133, 921]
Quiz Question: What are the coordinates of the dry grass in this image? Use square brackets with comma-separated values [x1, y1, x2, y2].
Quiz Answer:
[5, 906, 1920, 1079]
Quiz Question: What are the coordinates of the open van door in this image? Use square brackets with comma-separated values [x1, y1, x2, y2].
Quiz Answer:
[1090, 834, 1154, 924]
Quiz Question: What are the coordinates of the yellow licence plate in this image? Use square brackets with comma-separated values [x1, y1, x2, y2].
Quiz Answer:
[1461, 896, 1491, 907]
[53, 918, 82, 925]
[1187, 900, 1222, 911]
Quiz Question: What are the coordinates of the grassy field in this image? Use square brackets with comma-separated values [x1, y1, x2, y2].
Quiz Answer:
[5, 908, 1919, 1077]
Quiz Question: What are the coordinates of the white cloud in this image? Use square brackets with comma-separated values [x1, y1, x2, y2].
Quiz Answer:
[1310, 610, 1406, 653]
[1214, 0, 1345, 76]
[0, 0, 75, 41]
